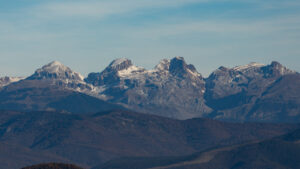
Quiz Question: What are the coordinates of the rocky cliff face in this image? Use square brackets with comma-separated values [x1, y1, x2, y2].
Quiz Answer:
[27, 61, 84, 81]
[84, 57, 299, 121]
[85, 58, 145, 86]
[85, 57, 211, 119]
[205, 61, 298, 122]
[26, 61, 94, 93]
[205, 61, 294, 102]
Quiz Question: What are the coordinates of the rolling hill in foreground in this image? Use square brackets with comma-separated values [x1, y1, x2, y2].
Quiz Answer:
[95, 129, 300, 169]
[0, 109, 298, 169]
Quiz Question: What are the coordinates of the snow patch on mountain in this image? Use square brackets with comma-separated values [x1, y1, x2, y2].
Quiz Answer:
[187, 68, 201, 77]
[111, 57, 201, 80]
[154, 59, 170, 71]
[233, 62, 265, 71]
[29, 61, 84, 81]
[0, 76, 25, 87]
[118, 65, 145, 78]
[41, 61, 68, 73]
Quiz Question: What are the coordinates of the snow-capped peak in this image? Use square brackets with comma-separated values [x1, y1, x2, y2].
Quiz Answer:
[233, 62, 265, 71]
[105, 58, 147, 77]
[169, 56, 201, 77]
[39, 61, 69, 74]
[266, 61, 295, 76]
[28, 61, 84, 81]
[110, 58, 131, 68]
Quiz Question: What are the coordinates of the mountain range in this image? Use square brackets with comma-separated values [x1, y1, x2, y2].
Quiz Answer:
[1, 57, 300, 168]
[0, 57, 299, 122]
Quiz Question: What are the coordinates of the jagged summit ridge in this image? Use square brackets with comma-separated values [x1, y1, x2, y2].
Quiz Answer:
[169, 56, 201, 78]
[109, 58, 133, 69]
[85, 57, 203, 86]
[84, 56, 208, 119]
[233, 62, 265, 71]
[205, 60, 298, 121]
[154, 59, 170, 71]
[266, 61, 295, 76]
[1, 58, 299, 121]
[113, 56, 201, 77]
[211, 61, 295, 77]
[106, 58, 135, 73]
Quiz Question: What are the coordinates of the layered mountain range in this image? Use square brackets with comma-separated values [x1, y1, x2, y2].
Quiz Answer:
[1, 57, 300, 169]
[0, 109, 297, 169]
[97, 128, 300, 169]
[0, 57, 299, 122]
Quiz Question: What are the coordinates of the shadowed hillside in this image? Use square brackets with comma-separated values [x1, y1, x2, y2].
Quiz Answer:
[0, 79, 125, 114]
[21, 163, 84, 169]
[0, 110, 298, 168]
[96, 129, 300, 169]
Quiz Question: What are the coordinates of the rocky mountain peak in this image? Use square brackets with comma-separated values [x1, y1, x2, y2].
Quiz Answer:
[107, 58, 133, 72]
[262, 61, 295, 78]
[169, 56, 201, 78]
[269, 61, 293, 73]
[170, 56, 185, 66]
[218, 66, 230, 72]
[233, 62, 265, 72]
[208, 66, 230, 79]
[154, 59, 170, 71]
[40, 61, 68, 73]
[207, 61, 293, 84]
[27, 61, 84, 81]
[270, 61, 282, 67]
[85, 58, 139, 86]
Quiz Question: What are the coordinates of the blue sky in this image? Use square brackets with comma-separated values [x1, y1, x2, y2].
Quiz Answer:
[0, 0, 300, 77]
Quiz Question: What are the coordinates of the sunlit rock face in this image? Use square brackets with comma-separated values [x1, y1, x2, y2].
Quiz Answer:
[85, 57, 211, 119]
[205, 61, 298, 122]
